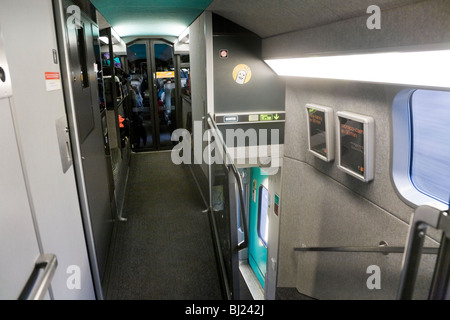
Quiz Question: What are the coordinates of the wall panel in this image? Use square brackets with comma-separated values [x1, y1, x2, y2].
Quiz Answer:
[264, 0, 447, 299]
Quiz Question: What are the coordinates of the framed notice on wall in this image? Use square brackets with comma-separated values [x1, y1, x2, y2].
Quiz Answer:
[336, 111, 375, 182]
[305, 104, 334, 162]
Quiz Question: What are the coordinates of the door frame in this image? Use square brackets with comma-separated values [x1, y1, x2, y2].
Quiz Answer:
[53, 0, 115, 299]
[127, 38, 180, 151]
[128, 39, 157, 150]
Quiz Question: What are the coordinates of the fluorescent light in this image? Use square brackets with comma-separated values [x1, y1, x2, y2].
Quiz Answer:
[114, 21, 188, 38]
[265, 50, 450, 88]
[99, 36, 109, 44]
[111, 28, 121, 44]
[177, 27, 190, 44]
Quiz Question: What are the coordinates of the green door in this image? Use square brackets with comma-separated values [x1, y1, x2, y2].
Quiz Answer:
[248, 167, 269, 288]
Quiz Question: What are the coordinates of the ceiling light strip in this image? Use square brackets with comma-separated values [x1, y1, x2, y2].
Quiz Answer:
[265, 50, 450, 88]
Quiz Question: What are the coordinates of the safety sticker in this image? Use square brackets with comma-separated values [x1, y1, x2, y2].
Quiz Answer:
[219, 49, 228, 59]
[45, 72, 61, 91]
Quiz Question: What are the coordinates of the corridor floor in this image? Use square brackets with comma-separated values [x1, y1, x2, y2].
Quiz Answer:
[105, 151, 222, 300]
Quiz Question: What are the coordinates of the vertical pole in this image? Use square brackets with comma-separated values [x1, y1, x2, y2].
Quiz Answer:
[428, 233, 450, 299]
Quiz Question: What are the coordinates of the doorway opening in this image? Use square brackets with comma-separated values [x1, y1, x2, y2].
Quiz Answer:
[127, 40, 179, 152]
[236, 167, 270, 299]
[248, 167, 269, 289]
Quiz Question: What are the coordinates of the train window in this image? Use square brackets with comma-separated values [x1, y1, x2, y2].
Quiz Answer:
[410, 90, 450, 205]
[392, 89, 450, 210]
[258, 185, 269, 248]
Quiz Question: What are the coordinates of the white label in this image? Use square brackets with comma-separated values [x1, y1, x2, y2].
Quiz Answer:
[45, 72, 62, 91]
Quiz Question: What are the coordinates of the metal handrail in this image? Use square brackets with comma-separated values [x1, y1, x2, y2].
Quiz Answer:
[294, 245, 439, 255]
[207, 113, 249, 251]
[18, 254, 58, 300]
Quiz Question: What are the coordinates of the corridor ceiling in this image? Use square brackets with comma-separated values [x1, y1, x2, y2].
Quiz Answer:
[90, 0, 213, 38]
[91, 0, 424, 39]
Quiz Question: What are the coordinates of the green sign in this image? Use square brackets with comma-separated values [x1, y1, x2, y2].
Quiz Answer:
[217, 112, 284, 124]
[260, 114, 273, 121]
[259, 113, 281, 121]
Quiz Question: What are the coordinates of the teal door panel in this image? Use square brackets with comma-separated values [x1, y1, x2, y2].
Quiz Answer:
[248, 167, 268, 288]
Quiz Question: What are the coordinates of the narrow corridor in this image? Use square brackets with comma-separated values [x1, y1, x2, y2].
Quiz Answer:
[105, 152, 222, 300]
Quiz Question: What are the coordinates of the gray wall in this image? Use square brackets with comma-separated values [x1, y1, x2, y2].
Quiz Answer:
[279, 79, 439, 300]
[213, 34, 285, 115]
[189, 11, 213, 176]
[213, 15, 286, 147]
[263, 0, 450, 59]
[263, 0, 448, 299]
[0, 0, 96, 299]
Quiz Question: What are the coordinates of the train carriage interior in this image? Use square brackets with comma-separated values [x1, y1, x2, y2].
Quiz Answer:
[0, 0, 450, 303]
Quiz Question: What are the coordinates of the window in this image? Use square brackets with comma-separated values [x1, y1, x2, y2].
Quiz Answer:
[258, 185, 269, 247]
[392, 89, 450, 211]
[410, 90, 450, 205]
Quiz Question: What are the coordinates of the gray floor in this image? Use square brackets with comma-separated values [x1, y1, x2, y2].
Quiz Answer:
[275, 288, 315, 300]
[105, 151, 223, 300]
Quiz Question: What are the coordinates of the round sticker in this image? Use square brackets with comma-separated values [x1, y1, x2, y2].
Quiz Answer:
[220, 49, 228, 58]
[232, 64, 252, 85]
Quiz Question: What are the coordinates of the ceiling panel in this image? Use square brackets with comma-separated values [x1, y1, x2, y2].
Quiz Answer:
[318, 0, 423, 19]
[91, 0, 213, 37]
[92, 0, 426, 39]
[207, 0, 425, 38]
[208, 0, 337, 37]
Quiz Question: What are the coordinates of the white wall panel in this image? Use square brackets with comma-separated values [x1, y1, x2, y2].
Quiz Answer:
[0, 0, 95, 299]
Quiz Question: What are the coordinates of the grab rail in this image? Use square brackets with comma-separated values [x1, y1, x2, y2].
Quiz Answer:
[294, 245, 439, 255]
[18, 254, 57, 300]
[207, 113, 249, 251]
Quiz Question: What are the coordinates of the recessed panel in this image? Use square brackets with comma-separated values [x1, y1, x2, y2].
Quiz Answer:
[336, 111, 375, 182]
[306, 104, 334, 162]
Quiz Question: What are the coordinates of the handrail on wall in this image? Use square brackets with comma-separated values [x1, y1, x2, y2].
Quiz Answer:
[207, 113, 249, 251]
[294, 245, 438, 255]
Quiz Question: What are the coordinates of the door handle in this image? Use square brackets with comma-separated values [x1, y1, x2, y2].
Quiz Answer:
[56, 117, 73, 173]
[18, 254, 58, 300]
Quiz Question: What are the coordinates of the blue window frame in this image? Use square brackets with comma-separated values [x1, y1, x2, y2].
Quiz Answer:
[392, 89, 450, 211]
[258, 185, 269, 247]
